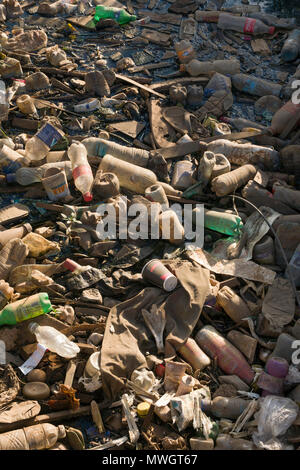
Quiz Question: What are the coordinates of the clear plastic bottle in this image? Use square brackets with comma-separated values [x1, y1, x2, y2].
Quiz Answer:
[0, 144, 28, 174]
[232, 74, 281, 97]
[217, 13, 275, 35]
[281, 29, 300, 62]
[25, 123, 64, 161]
[68, 141, 93, 202]
[6, 161, 72, 185]
[29, 321, 80, 358]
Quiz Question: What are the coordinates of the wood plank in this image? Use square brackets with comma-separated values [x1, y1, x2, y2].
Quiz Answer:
[138, 10, 182, 25]
[64, 360, 77, 388]
[128, 61, 174, 73]
[140, 29, 171, 47]
[115, 73, 166, 99]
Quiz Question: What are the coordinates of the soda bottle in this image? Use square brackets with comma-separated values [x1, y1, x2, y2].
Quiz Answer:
[94, 5, 136, 25]
[25, 123, 64, 161]
[281, 29, 300, 63]
[68, 141, 94, 202]
[0, 293, 52, 326]
[29, 322, 80, 358]
[217, 13, 275, 35]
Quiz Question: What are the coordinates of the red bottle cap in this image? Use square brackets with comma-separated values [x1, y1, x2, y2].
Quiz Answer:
[269, 26, 275, 35]
[155, 364, 165, 378]
[63, 258, 79, 272]
[83, 192, 93, 202]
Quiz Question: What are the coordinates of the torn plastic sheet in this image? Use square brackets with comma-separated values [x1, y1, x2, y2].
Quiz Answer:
[187, 249, 276, 285]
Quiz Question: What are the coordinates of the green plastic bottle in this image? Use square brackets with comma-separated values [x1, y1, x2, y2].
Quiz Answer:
[0, 293, 52, 326]
[94, 5, 137, 25]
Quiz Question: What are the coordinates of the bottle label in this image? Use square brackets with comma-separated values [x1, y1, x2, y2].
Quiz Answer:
[177, 46, 194, 60]
[243, 18, 256, 34]
[0, 157, 22, 174]
[15, 298, 43, 323]
[72, 164, 93, 180]
[36, 123, 64, 148]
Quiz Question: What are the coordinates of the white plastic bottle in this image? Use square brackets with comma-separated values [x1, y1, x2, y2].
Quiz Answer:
[29, 322, 80, 358]
[25, 123, 65, 161]
[0, 424, 66, 450]
[68, 141, 94, 202]
[6, 161, 72, 185]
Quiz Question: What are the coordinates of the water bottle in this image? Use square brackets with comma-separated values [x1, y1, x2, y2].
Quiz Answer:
[68, 141, 94, 202]
[82, 137, 149, 167]
[29, 322, 80, 358]
[281, 29, 300, 62]
[211, 164, 257, 196]
[181, 59, 240, 76]
[25, 123, 65, 161]
[217, 13, 275, 35]
[6, 161, 72, 185]
[0, 293, 52, 326]
[232, 74, 281, 97]
[94, 5, 136, 25]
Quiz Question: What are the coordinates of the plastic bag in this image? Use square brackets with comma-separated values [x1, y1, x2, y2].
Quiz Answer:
[253, 395, 298, 450]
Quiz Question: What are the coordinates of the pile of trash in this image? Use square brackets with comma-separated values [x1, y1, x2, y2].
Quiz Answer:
[0, 0, 300, 452]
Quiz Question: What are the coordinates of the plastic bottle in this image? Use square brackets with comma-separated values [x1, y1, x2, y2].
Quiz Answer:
[254, 95, 282, 121]
[211, 154, 231, 178]
[232, 74, 281, 97]
[271, 101, 300, 136]
[281, 29, 300, 62]
[29, 321, 80, 358]
[0, 144, 28, 174]
[222, 5, 261, 14]
[99, 154, 157, 194]
[175, 40, 196, 64]
[177, 338, 211, 371]
[182, 59, 240, 76]
[16, 94, 37, 115]
[221, 116, 266, 132]
[0, 292, 51, 326]
[198, 151, 216, 188]
[211, 164, 257, 196]
[25, 123, 64, 161]
[68, 141, 93, 202]
[195, 325, 255, 384]
[82, 137, 149, 168]
[273, 183, 300, 212]
[0, 423, 66, 450]
[202, 397, 249, 419]
[217, 13, 275, 35]
[257, 356, 289, 396]
[202, 209, 243, 236]
[74, 98, 100, 113]
[94, 5, 136, 24]
[0, 223, 32, 247]
[207, 139, 280, 170]
[6, 161, 72, 185]
[216, 286, 252, 325]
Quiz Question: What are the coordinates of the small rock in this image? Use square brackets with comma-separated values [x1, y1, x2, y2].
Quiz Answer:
[116, 57, 135, 71]
[87, 332, 103, 346]
[27, 369, 47, 383]
[80, 288, 103, 304]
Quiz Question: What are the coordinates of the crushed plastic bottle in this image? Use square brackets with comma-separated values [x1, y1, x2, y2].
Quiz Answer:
[29, 322, 80, 358]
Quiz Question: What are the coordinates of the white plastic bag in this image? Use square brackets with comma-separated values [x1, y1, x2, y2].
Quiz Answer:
[253, 395, 299, 450]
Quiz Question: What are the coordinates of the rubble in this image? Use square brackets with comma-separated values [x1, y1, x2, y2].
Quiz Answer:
[0, 0, 299, 454]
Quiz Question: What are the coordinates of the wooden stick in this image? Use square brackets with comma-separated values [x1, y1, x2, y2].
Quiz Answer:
[64, 360, 77, 388]
[90, 400, 105, 434]
[115, 73, 166, 99]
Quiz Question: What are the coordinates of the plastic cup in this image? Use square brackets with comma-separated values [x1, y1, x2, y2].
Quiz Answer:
[84, 352, 101, 378]
[141, 259, 178, 292]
